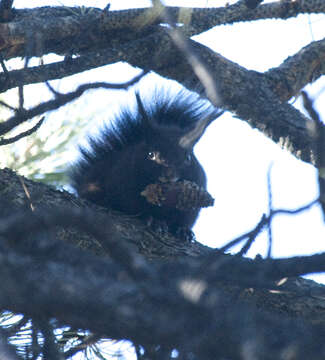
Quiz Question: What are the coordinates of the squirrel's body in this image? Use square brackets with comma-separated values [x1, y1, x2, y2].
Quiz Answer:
[70, 90, 220, 238]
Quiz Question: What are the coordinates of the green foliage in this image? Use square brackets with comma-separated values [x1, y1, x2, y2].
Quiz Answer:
[0, 106, 88, 187]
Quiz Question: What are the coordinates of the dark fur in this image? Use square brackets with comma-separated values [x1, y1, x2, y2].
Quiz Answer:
[70, 91, 217, 236]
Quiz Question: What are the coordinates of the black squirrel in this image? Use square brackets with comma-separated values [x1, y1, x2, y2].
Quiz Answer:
[70, 90, 222, 240]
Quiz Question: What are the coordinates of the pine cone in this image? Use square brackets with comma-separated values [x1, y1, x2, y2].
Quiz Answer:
[141, 180, 214, 210]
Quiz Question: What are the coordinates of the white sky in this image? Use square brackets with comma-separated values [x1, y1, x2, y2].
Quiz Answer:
[9, 1, 325, 281]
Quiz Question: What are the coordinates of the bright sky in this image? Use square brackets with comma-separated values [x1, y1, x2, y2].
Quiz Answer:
[10, 1, 325, 281]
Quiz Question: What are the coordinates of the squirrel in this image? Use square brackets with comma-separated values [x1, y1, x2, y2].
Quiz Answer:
[70, 89, 222, 240]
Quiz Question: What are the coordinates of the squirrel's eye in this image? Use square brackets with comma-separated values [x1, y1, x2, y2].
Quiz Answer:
[148, 151, 156, 160]
[147, 151, 167, 166]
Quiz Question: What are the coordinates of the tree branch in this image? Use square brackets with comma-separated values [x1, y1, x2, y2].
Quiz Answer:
[0, 48, 122, 93]
[0, 168, 325, 311]
[1, 2, 323, 60]
[301, 91, 325, 220]
[267, 38, 325, 101]
[179, 0, 325, 36]
[0, 3, 322, 165]
[115, 29, 315, 163]
[0, 72, 146, 138]
[1, 215, 325, 359]
[0, 116, 44, 145]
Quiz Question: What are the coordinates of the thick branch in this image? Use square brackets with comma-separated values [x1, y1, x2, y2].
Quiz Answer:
[180, 0, 325, 36]
[1, 2, 324, 60]
[116, 30, 315, 163]
[0, 6, 322, 165]
[0, 17, 319, 164]
[1, 168, 325, 323]
[0, 49, 123, 93]
[0, 6, 166, 60]
[1, 222, 325, 359]
[0, 168, 209, 258]
[267, 38, 325, 101]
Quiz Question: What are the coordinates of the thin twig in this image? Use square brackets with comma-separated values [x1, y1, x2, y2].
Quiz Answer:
[19, 177, 35, 212]
[221, 214, 267, 253]
[0, 71, 147, 137]
[271, 198, 319, 217]
[237, 231, 261, 257]
[0, 99, 16, 111]
[18, 85, 24, 110]
[151, 0, 220, 106]
[237, 164, 275, 257]
[0, 47, 123, 94]
[45, 81, 61, 97]
[0, 117, 45, 146]
[219, 198, 318, 254]
[0, 54, 8, 73]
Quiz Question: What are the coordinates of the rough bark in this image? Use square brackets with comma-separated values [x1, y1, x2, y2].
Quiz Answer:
[1, 168, 325, 359]
[0, 4, 323, 164]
